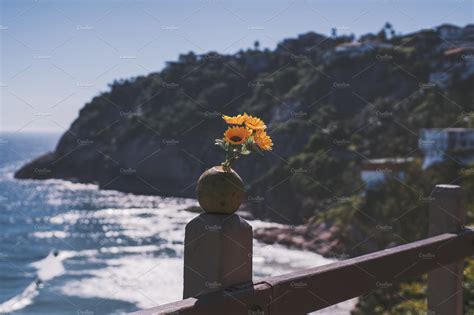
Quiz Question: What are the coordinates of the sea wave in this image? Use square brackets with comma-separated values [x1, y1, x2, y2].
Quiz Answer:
[0, 280, 39, 313]
[0, 251, 71, 313]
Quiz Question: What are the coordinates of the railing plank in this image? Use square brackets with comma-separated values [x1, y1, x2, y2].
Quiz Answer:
[267, 230, 474, 314]
[131, 229, 474, 315]
[130, 282, 272, 315]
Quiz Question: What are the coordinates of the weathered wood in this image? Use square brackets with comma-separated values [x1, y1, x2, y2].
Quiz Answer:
[131, 229, 474, 315]
[428, 185, 466, 315]
[266, 230, 473, 314]
[183, 213, 252, 298]
[130, 282, 272, 315]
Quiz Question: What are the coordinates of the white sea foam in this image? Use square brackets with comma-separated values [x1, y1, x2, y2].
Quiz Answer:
[61, 254, 184, 309]
[31, 251, 72, 281]
[0, 280, 39, 313]
[33, 231, 69, 239]
[0, 251, 71, 313]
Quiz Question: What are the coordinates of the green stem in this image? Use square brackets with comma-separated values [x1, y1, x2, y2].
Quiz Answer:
[222, 146, 241, 171]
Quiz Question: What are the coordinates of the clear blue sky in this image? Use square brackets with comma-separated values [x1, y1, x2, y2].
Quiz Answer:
[1, 0, 473, 132]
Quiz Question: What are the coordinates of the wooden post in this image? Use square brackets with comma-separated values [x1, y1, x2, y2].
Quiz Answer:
[428, 184, 466, 315]
[183, 213, 253, 299]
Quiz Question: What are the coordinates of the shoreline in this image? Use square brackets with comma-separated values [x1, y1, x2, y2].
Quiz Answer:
[252, 223, 343, 259]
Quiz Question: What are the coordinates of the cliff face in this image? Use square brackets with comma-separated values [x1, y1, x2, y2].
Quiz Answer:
[16, 25, 474, 224]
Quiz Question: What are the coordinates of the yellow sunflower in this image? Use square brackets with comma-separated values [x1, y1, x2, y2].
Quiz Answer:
[224, 126, 252, 145]
[245, 114, 266, 131]
[254, 130, 273, 151]
[222, 113, 246, 125]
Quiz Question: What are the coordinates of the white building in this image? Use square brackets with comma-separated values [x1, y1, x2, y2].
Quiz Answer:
[419, 128, 474, 168]
[361, 158, 414, 188]
[436, 24, 462, 40]
[334, 41, 393, 58]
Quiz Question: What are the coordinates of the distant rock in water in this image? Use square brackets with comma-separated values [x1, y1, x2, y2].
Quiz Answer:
[15, 23, 474, 224]
[182, 206, 203, 213]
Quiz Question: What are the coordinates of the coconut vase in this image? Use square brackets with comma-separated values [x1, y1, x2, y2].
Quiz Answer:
[196, 166, 245, 214]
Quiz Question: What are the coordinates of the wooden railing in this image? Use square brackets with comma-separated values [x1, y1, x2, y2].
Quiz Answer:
[131, 185, 474, 315]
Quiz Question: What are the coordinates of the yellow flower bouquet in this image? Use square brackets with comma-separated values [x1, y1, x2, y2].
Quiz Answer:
[196, 113, 273, 215]
[216, 113, 273, 170]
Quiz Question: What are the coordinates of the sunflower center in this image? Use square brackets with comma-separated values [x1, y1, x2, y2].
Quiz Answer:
[230, 136, 242, 142]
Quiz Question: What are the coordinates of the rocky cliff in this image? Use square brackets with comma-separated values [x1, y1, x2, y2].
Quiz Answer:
[16, 24, 474, 224]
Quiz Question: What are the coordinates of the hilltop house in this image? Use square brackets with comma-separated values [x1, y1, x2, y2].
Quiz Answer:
[361, 158, 414, 188]
[419, 128, 474, 168]
[333, 41, 392, 58]
[436, 24, 474, 51]
[436, 24, 463, 40]
[429, 42, 474, 88]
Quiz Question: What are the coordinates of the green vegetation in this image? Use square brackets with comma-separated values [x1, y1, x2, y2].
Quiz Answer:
[318, 159, 474, 313]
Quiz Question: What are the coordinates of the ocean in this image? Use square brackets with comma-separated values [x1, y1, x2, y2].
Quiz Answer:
[0, 133, 355, 314]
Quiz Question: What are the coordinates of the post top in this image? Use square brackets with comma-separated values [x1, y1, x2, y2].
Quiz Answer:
[186, 212, 252, 232]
